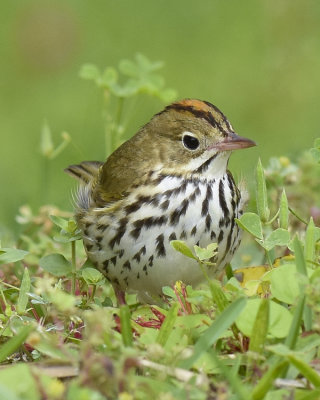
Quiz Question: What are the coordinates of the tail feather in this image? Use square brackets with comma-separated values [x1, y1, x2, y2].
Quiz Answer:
[64, 161, 103, 184]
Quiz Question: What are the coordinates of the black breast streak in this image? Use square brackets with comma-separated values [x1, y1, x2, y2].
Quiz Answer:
[170, 198, 189, 226]
[218, 230, 224, 243]
[130, 216, 167, 239]
[160, 199, 170, 210]
[86, 243, 93, 252]
[102, 259, 109, 273]
[123, 260, 131, 270]
[124, 194, 162, 216]
[219, 179, 229, 218]
[133, 252, 141, 263]
[95, 235, 103, 251]
[169, 232, 177, 241]
[110, 256, 117, 266]
[180, 230, 187, 239]
[155, 234, 166, 257]
[205, 214, 212, 232]
[109, 217, 128, 249]
[201, 197, 209, 217]
[224, 219, 234, 259]
[202, 184, 213, 224]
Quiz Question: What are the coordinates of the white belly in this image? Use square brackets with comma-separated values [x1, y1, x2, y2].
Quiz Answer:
[81, 174, 243, 298]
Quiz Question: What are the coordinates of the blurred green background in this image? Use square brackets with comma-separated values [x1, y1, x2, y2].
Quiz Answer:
[1, 0, 320, 237]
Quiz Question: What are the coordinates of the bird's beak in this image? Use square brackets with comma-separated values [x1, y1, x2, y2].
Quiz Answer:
[209, 132, 256, 151]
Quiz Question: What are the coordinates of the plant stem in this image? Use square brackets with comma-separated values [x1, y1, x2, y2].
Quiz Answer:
[264, 210, 279, 225]
[41, 157, 50, 204]
[104, 96, 125, 157]
[90, 285, 96, 303]
[114, 96, 125, 149]
[0, 281, 20, 291]
[265, 251, 273, 267]
[289, 207, 308, 225]
[71, 241, 76, 296]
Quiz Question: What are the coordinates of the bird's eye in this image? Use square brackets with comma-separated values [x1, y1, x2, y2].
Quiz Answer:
[182, 134, 200, 150]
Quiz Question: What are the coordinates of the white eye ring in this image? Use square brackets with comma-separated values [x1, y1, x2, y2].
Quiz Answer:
[182, 132, 200, 151]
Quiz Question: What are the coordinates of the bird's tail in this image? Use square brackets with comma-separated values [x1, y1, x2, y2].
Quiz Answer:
[65, 161, 103, 211]
[64, 161, 103, 184]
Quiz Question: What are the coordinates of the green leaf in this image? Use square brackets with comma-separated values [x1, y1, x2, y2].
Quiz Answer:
[255, 158, 270, 223]
[279, 189, 289, 229]
[81, 268, 104, 285]
[259, 228, 290, 251]
[48, 289, 76, 312]
[119, 59, 138, 77]
[119, 304, 133, 347]
[249, 298, 270, 354]
[305, 218, 316, 269]
[170, 240, 196, 259]
[0, 364, 40, 400]
[235, 212, 263, 239]
[207, 279, 229, 312]
[156, 302, 179, 347]
[79, 63, 100, 81]
[268, 264, 300, 304]
[293, 235, 308, 277]
[0, 325, 34, 362]
[53, 232, 82, 243]
[67, 382, 106, 400]
[0, 248, 28, 264]
[49, 215, 69, 231]
[194, 243, 218, 261]
[109, 82, 137, 97]
[180, 297, 246, 369]
[39, 253, 72, 276]
[49, 131, 71, 160]
[40, 120, 54, 157]
[34, 336, 73, 361]
[17, 268, 31, 314]
[100, 67, 118, 87]
[236, 298, 292, 338]
[136, 53, 163, 71]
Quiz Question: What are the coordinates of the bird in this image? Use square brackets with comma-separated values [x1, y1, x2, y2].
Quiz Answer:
[65, 99, 256, 304]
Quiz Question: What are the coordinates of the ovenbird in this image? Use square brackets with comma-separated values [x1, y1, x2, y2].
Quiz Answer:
[66, 99, 255, 303]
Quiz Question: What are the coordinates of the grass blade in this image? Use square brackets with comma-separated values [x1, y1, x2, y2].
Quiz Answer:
[119, 304, 133, 347]
[249, 298, 269, 354]
[0, 325, 34, 362]
[208, 280, 229, 312]
[251, 360, 288, 400]
[17, 268, 31, 314]
[209, 351, 250, 400]
[296, 389, 320, 400]
[287, 354, 320, 387]
[285, 295, 305, 350]
[156, 302, 179, 346]
[293, 235, 307, 277]
[180, 297, 246, 369]
[255, 158, 270, 223]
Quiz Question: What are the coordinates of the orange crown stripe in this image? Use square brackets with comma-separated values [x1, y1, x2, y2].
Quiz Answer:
[174, 99, 213, 113]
